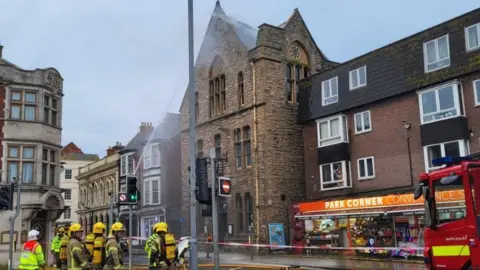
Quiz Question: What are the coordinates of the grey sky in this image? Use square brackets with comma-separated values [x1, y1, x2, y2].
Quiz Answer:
[0, 0, 478, 157]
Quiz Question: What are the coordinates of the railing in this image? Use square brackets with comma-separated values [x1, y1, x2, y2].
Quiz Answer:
[78, 153, 119, 175]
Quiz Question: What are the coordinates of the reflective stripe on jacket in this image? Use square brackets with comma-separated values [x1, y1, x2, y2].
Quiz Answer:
[19, 240, 45, 269]
[67, 238, 88, 270]
[104, 235, 123, 270]
[144, 233, 158, 252]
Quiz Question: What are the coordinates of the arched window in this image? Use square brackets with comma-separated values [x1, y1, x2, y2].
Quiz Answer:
[209, 56, 226, 117]
[286, 42, 310, 104]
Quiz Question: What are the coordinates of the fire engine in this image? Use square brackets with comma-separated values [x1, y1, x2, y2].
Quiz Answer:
[414, 155, 480, 270]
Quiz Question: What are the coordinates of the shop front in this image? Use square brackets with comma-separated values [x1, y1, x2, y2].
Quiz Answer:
[293, 189, 465, 258]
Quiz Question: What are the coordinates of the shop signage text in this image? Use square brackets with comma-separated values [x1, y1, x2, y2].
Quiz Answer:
[299, 189, 464, 213]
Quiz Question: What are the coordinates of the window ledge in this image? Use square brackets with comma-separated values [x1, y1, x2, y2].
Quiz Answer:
[354, 129, 372, 135]
[425, 63, 451, 74]
[466, 46, 480, 53]
[358, 176, 375, 181]
[350, 85, 367, 91]
[317, 141, 349, 149]
[320, 185, 352, 192]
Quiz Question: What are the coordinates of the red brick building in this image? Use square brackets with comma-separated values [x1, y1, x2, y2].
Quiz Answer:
[294, 8, 480, 253]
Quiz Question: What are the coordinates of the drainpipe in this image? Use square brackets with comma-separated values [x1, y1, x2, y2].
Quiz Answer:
[250, 61, 260, 248]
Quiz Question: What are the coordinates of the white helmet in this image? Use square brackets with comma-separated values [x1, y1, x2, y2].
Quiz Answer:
[28, 230, 40, 240]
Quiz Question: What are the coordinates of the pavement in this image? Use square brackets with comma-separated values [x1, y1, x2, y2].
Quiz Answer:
[126, 251, 426, 270]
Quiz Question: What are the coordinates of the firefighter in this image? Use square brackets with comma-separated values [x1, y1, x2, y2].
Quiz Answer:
[144, 222, 162, 254]
[91, 222, 107, 270]
[85, 230, 95, 261]
[18, 230, 45, 270]
[51, 227, 65, 269]
[104, 222, 126, 270]
[58, 227, 70, 270]
[148, 222, 177, 269]
[67, 223, 90, 270]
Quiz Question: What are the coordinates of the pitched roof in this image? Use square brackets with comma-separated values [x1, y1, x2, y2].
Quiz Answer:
[61, 153, 100, 161]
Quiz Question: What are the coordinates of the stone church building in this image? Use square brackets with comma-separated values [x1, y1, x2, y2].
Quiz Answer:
[179, 1, 337, 244]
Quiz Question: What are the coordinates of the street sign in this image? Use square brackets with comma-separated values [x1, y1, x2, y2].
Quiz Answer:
[119, 193, 127, 202]
[217, 177, 231, 197]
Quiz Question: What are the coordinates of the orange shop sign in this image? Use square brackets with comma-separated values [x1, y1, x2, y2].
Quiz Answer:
[299, 189, 465, 213]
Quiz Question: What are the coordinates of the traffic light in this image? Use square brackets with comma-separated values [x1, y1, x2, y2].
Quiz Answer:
[0, 183, 14, 210]
[126, 176, 138, 204]
[217, 177, 231, 197]
[195, 158, 211, 204]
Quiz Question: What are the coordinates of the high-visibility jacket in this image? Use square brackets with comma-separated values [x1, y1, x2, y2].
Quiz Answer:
[85, 233, 95, 256]
[19, 240, 45, 270]
[92, 235, 105, 266]
[67, 237, 89, 270]
[51, 234, 61, 253]
[144, 233, 158, 252]
[59, 235, 70, 261]
[104, 235, 123, 270]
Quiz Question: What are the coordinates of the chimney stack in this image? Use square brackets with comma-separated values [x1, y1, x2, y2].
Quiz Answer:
[139, 122, 154, 133]
[106, 146, 116, 157]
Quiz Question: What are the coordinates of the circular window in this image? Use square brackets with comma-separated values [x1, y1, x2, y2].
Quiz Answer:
[289, 45, 301, 59]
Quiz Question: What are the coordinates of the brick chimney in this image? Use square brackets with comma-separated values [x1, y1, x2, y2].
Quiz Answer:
[139, 122, 154, 133]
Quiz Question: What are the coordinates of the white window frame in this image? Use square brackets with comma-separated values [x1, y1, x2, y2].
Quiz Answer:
[423, 139, 470, 172]
[120, 153, 135, 176]
[143, 177, 161, 206]
[474, 79, 480, 107]
[354, 110, 372, 134]
[64, 169, 72, 180]
[321, 77, 338, 106]
[144, 143, 160, 169]
[319, 161, 351, 191]
[349, 66, 367, 90]
[63, 208, 71, 220]
[64, 189, 72, 200]
[465, 22, 480, 52]
[357, 156, 375, 180]
[316, 114, 348, 148]
[141, 215, 165, 238]
[417, 82, 462, 125]
[423, 34, 451, 73]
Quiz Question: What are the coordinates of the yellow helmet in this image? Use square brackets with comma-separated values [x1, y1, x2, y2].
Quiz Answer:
[110, 222, 126, 235]
[57, 227, 65, 233]
[69, 223, 83, 234]
[93, 222, 106, 234]
[154, 222, 168, 233]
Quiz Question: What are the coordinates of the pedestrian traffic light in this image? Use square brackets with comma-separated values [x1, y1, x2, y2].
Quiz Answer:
[126, 176, 139, 204]
[0, 183, 14, 210]
[196, 158, 211, 204]
[217, 177, 231, 197]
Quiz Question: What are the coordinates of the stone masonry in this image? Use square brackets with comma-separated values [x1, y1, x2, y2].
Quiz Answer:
[179, 2, 338, 244]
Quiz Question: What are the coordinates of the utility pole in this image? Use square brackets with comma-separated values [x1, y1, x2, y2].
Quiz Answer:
[108, 191, 113, 229]
[187, 0, 198, 269]
[8, 179, 21, 270]
[210, 149, 219, 270]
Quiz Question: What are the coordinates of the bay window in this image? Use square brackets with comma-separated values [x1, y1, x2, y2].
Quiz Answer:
[316, 114, 348, 147]
[121, 153, 135, 176]
[319, 161, 351, 191]
[7, 145, 35, 183]
[10, 91, 37, 121]
[42, 148, 57, 185]
[143, 177, 161, 205]
[144, 143, 160, 169]
[423, 140, 469, 172]
[418, 82, 462, 124]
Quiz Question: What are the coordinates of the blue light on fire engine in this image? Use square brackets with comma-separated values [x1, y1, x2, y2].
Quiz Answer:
[431, 156, 474, 167]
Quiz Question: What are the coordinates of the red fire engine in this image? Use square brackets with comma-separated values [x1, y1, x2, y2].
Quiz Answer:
[415, 156, 480, 270]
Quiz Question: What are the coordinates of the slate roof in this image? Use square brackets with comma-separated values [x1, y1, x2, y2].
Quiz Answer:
[298, 7, 480, 123]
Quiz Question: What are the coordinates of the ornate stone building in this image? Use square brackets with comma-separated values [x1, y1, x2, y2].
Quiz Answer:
[0, 44, 66, 253]
[179, 2, 338, 244]
[77, 143, 123, 233]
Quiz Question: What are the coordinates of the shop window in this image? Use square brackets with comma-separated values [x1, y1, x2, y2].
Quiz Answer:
[319, 161, 351, 191]
[316, 114, 348, 147]
[423, 140, 469, 172]
[418, 82, 462, 124]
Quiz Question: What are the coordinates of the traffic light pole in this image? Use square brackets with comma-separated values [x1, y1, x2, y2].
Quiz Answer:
[128, 204, 132, 270]
[8, 182, 21, 270]
[108, 191, 113, 229]
[209, 149, 219, 270]
[187, 0, 198, 269]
